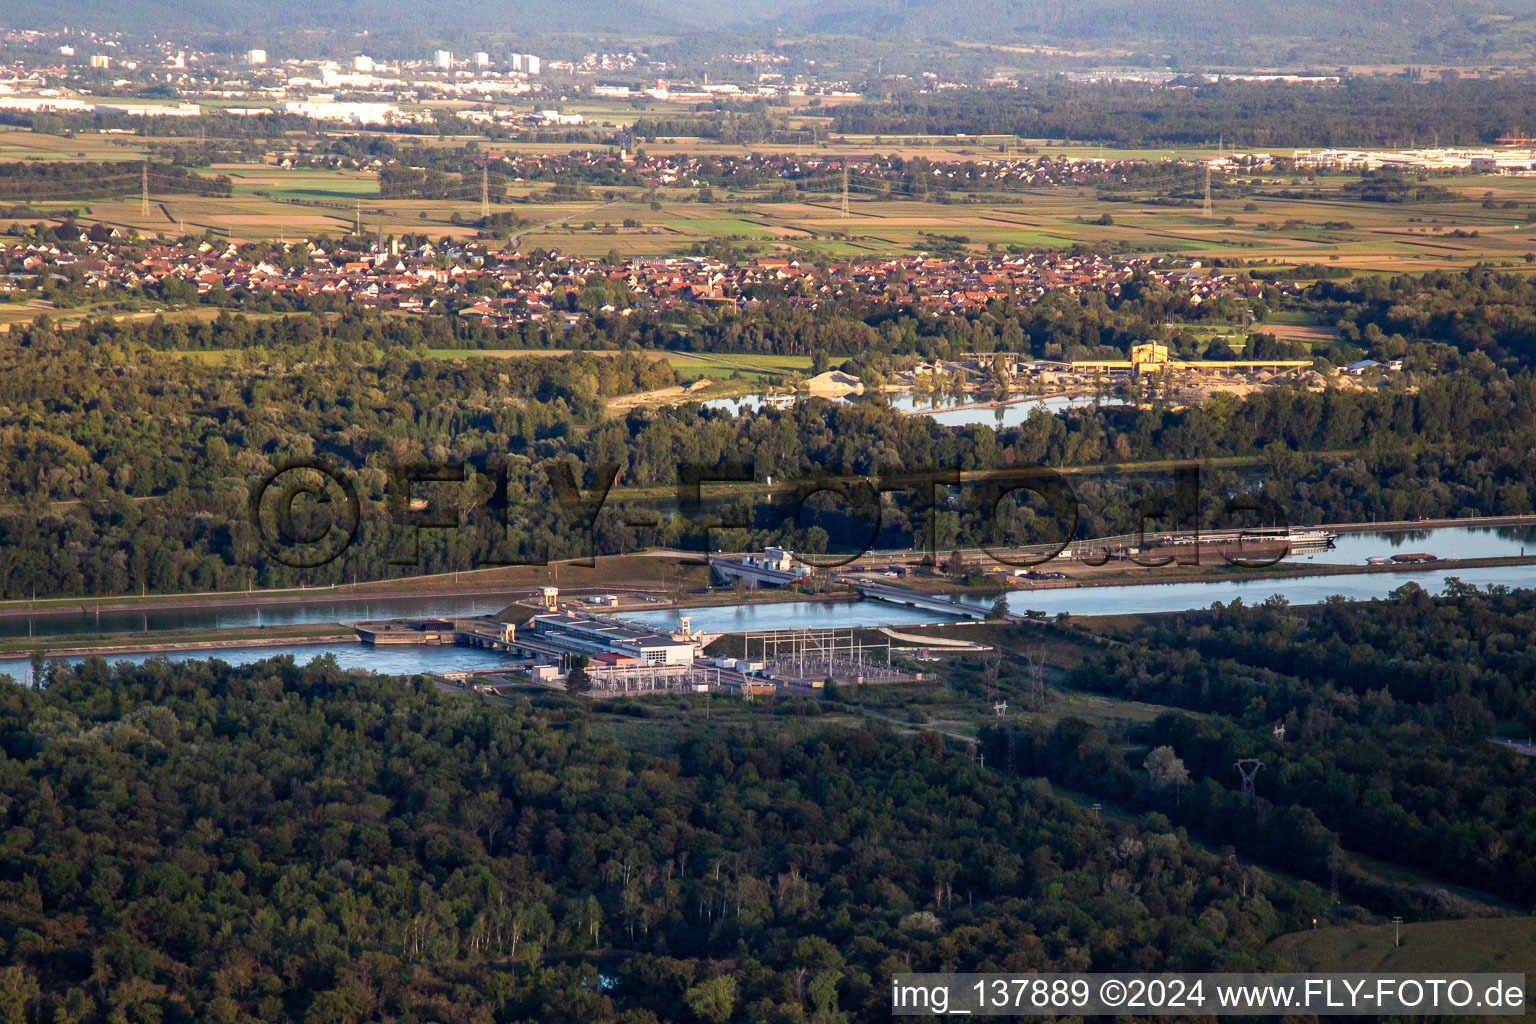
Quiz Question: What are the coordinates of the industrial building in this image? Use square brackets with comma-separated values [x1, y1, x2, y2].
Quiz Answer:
[1292, 147, 1536, 172]
[710, 547, 813, 588]
[1069, 341, 1312, 376]
[354, 610, 696, 666]
[521, 611, 696, 666]
[273, 100, 399, 124]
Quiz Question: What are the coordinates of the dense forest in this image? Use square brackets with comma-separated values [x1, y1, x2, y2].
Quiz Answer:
[830, 78, 1536, 149]
[1, 307, 1534, 597]
[986, 586, 1536, 910]
[1315, 266, 1536, 369]
[0, 657, 1322, 1023]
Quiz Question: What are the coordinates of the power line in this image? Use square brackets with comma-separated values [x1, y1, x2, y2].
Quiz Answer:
[0, 173, 147, 203]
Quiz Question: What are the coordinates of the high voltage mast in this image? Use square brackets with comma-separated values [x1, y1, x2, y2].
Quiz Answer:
[1235, 758, 1263, 797]
[1202, 162, 1212, 218]
[481, 165, 490, 220]
[141, 162, 149, 217]
[841, 163, 849, 217]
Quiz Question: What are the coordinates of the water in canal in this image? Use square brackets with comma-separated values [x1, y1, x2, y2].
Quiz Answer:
[0, 594, 515, 641]
[7, 557, 1535, 682]
[0, 640, 521, 686]
[1304, 524, 1536, 564]
[0, 599, 959, 684]
[622, 599, 963, 634]
[4, 525, 1531, 642]
[1005, 561, 1536, 618]
[5, 521, 1534, 679]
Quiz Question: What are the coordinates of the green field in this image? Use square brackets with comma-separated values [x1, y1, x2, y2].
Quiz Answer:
[10, 125, 1536, 273]
[660, 351, 829, 381]
[416, 350, 827, 384]
[0, 126, 149, 162]
[1269, 916, 1536, 972]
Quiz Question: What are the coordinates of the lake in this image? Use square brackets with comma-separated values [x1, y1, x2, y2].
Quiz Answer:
[694, 390, 1114, 429]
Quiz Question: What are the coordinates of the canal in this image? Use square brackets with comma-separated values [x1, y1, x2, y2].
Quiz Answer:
[6, 558, 1534, 682]
[0, 640, 520, 684]
[0, 598, 962, 683]
[0, 594, 516, 641]
[2, 525, 1532, 681]
[1306, 524, 1536, 563]
[622, 599, 962, 634]
[1004, 561, 1536, 618]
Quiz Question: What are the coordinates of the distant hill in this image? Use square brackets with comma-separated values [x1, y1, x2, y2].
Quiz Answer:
[10, 0, 1536, 63]
[1, 0, 720, 35]
[759, 0, 1536, 62]
[763, 0, 1503, 40]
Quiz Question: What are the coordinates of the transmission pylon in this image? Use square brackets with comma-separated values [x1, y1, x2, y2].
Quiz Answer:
[141, 162, 149, 217]
[354, 199, 361, 237]
[1235, 758, 1263, 796]
[841, 163, 849, 217]
[1202, 162, 1212, 218]
[481, 165, 489, 220]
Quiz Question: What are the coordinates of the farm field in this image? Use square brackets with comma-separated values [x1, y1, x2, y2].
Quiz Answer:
[659, 351, 828, 381]
[418, 349, 824, 376]
[8, 127, 1536, 274]
[485, 174, 1536, 270]
[1269, 916, 1536, 972]
[0, 126, 149, 161]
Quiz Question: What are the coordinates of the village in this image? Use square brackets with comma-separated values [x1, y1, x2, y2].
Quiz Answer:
[2, 229, 1287, 329]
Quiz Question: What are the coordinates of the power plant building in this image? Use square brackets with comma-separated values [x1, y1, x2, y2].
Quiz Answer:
[521, 611, 696, 666]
